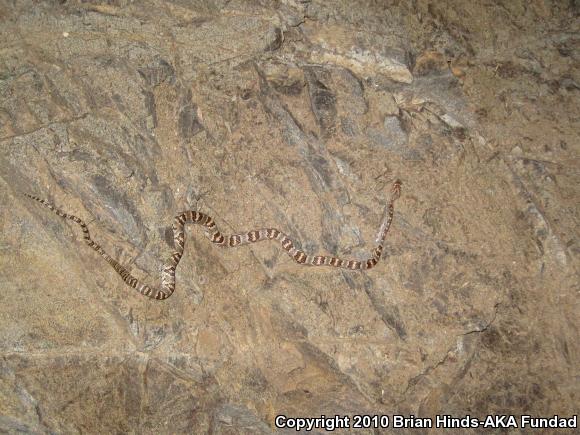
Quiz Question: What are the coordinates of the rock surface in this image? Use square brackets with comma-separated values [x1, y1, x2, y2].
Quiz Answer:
[0, 0, 578, 433]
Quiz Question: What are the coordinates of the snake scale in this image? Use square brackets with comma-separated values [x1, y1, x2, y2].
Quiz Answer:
[24, 181, 401, 300]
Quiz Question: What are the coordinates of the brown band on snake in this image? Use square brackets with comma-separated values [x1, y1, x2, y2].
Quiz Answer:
[23, 180, 401, 300]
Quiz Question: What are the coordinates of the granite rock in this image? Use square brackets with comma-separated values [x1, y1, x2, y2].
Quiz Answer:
[1, 0, 578, 433]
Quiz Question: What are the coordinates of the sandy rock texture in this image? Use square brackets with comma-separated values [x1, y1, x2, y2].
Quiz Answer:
[0, 0, 578, 433]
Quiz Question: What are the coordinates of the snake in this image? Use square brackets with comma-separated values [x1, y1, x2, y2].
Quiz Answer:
[24, 181, 401, 300]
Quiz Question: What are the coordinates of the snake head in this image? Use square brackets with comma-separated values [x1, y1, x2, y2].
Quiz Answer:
[392, 180, 402, 200]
